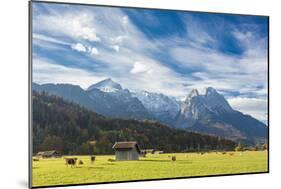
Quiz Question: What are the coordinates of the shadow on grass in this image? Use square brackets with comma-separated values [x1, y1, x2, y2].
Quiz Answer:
[140, 159, 193, 164]
[140, 159, 174, 162]
[177, 161, 193, 164]
[86, 166, 104, 170]
[101, 163, 116, 166]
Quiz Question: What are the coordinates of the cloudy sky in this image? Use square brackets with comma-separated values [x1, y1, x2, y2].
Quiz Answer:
[32, 2, 268, 123]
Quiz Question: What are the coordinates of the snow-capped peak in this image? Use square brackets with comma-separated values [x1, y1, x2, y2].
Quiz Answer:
[133, 90, 180, 120]
[87, 78, 122, 93]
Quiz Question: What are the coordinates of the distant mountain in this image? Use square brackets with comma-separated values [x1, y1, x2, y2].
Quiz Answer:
[32, 82, 98, 111]
[87, 78, 122, 93]
[32, 91, 236, 155]
[86, 79, 152, 119]
[175, 87, 268, 144]
[33, 79, 152, 120]
[132, 91, 180, 125]
[32, 80, 268, 144]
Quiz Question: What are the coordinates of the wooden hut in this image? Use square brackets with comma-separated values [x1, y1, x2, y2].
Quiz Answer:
[112, 141, 141, 161]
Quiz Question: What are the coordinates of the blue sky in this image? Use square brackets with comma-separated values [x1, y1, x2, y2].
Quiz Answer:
[32, 2, 268, 122]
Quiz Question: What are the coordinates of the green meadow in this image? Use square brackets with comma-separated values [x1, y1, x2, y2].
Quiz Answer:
[32, 151, 268, 187]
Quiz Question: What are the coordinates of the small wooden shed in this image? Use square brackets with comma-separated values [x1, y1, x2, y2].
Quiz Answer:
[112, 141, 141, 161]
[36, 150, 61, 158]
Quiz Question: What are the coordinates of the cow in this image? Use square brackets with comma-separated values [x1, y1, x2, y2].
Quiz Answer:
[64, 158, 78, 167]
[33, 157, 39, 161]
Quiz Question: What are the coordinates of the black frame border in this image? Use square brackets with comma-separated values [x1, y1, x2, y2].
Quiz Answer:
[28, 1, 270, 188]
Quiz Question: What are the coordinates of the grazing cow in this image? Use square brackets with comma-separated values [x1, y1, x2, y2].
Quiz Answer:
[33, 157, 39, 161]
[90, 156, 96, 164]
[229, 153, 234, 156]
[78, 160, 84, 165]
[171, 156, 176, 162]
[64, 158, 78, 167]
[108, 158, 115, 162]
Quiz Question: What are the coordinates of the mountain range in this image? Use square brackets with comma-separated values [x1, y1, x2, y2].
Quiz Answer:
[32, 78, 268, 144]
[33, 91, 236, 154]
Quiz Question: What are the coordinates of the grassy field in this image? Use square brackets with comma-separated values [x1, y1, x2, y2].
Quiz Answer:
[32, 151, 268, 187]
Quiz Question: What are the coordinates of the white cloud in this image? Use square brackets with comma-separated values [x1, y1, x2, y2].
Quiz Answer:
[111, 45, 120, 52]
[228, 97, 268, 122]
[130, 62, 153, 74]
[122, 16, 128, 25]
[70, 43, 99, 56]
[71, 43, 87, 52]
[33, 57, 105, 89]
[169, 29, 267, 99]
[89, 47, 99, 55]
[78, 26, 100, 42]
[33, 33, 70, 46]
[110, 35, 127, 44]
[34, 11, 100, 42]
[183, 15, 215, 45]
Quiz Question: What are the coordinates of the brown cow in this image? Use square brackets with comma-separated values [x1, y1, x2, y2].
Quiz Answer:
[33, 157, 39, 161]
[64, 158, 78, 167]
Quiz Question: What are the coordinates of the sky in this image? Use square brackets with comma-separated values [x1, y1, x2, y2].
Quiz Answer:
[32, 2, 268, 123]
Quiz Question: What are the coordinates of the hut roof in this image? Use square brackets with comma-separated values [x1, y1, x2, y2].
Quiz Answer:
[112, 141, 141, 153]
[36, 150, 59, 156]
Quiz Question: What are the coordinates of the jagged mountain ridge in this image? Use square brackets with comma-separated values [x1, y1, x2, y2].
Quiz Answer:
[32, 78, 268, 144]
[175, 87, 267, 144]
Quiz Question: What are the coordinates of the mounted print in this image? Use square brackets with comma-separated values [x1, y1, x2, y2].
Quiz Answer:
[29, 1, 269, 188]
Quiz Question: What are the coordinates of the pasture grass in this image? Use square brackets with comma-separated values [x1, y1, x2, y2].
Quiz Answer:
[32, 151, 268, 187]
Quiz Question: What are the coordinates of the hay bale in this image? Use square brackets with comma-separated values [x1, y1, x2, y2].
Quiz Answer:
[90, 155, 96, 164]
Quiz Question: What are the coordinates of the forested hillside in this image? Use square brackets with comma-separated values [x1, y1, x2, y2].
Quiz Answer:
[32, 91, 236, 155]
